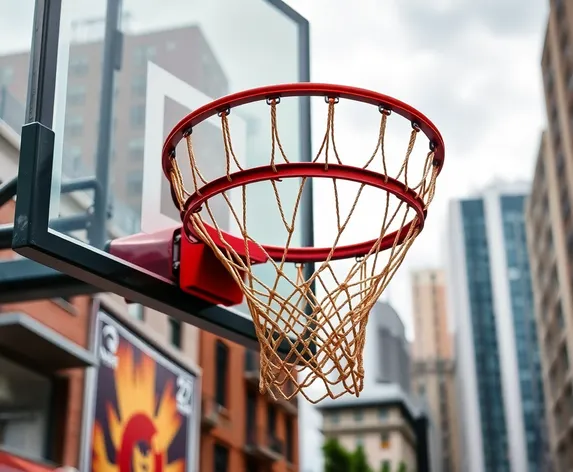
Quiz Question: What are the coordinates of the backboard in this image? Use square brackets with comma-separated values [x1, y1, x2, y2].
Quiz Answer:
[9, 0, 313, 355]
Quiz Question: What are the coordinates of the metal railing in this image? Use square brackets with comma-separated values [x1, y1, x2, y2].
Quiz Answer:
[0, 87, 25, 135]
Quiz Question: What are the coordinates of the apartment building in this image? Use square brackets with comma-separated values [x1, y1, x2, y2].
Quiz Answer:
[318, 385, 430, 472]
[447, 182, 547, 472]
[410, 269, 459, 472]
[525, 1, 573, 470]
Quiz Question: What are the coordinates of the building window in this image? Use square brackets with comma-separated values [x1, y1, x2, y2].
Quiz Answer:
[69, 57, 89, 76]
[168, 317, 181, 348]
[380, 432, 390, 449]
[67, 84, 86, 106]
[130, 104, 146, 128]
[378, 407, 388, 420]
[215, 341, 229, 407]
[63, 146, 83, 177]
[267, 404, 276, 435]
[285, 416, 294, 463]
[213, 443, 229, 472]
[134, 46, 157, 66]
[0, 66, 14, 85]
[128, 304, 144, 321]
[353, 409, 363, 422]
[126, 174, 143, 197]
[128, 138, 145, 161]
[65, 115, 84, 138]
[0, 355, 52, 459]
[131, 75, 147, 97]
[330, 412, 339, 424]
[356, 434, 364, 447]
[166, 41, 177, 51]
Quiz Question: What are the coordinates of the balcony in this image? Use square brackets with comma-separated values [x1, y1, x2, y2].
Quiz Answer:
[244, 429, 284, 462]
[201, 397, 229, 432]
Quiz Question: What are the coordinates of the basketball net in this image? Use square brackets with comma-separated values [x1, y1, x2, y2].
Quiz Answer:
[168, 97, 438, 403]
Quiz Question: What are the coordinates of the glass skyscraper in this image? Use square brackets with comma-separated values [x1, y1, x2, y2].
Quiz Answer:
[446, 182, 547, 472]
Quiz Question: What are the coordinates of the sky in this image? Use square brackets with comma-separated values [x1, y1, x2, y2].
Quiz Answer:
[0, 0, 550, 471]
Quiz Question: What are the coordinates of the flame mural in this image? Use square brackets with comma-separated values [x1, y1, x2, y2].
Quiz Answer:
[91, 316, 193, 472]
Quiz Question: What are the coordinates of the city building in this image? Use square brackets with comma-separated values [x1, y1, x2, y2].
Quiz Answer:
[410, 269, 460, 472]
[362, 301, 411, 393]
[318, 385, 432, 472]
[446, 182, 547, 472]
[526, 2, 573, 470]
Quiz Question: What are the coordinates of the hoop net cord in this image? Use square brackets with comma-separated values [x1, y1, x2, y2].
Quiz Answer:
[167, 98, 439, 404]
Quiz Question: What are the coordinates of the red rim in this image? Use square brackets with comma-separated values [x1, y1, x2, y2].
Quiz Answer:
[162, 83, 444, 263]
[182, 162, 427, 263]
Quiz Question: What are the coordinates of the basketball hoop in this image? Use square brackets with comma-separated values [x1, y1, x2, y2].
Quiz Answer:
[163, 83, 444, 403]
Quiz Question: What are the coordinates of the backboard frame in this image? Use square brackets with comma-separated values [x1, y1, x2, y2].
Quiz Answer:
[12, 0, 314, 355]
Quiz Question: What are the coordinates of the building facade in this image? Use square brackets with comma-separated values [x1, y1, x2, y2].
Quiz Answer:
[446, 183, 547, 472]
[318, 386, 429, 472]
[526, 2, 573, 469]
[410, 269, 459, 472]
[363, 301, 411, 393]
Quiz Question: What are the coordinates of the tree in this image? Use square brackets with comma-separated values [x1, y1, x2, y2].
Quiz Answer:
[323, 438, 352, 472]
[350, 445, 373, 472]
[379, 461, 391, 472]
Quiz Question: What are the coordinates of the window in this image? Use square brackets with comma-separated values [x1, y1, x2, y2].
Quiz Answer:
[213, 443, 229, 472]
[65, 115, 84, 138]
[330, 412, 339, 424]
[285, 416, 294, 463]
[380, 432, 390, 449]
[353, 409, 363, 421]
[0, 355, 52, 458]
[0, 66, 14, 85]
[126, 174, 143, 197]
[134, 46, 157, 66]
[69, 57, 89, 76]
[128, 138, 145, 161]
[215, 341, 229, 407]
[67, 84, 86, 106]
[63, 146, 83, 177]
[356, 434, 364, 447]
[131, 75, 147, 97]
[378, 407, 388, 420]
[267, 404, 276, 435]
[128, 304, 144, 321]
[380, 461, 391, 472]
[166, 41, 177, 51]
[130, 104, 146, 127]
[169, 317, 181, 348]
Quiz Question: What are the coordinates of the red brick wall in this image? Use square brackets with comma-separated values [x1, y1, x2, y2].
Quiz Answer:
[199, 331, 299, 472]
[0, 199, 90, 468]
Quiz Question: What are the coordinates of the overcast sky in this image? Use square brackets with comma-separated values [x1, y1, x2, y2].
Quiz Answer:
[0, 0, 549, 471]
[286, 0, 548, 470]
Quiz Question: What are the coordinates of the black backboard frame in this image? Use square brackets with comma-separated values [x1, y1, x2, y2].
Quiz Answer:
[11, 0, 315, 355]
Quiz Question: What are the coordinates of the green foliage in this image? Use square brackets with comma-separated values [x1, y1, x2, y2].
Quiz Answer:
[397, 462, 407, 472]
[322, 438, 352, 472]
[380, 461, 391, 472]
[350, 445, 372, 472]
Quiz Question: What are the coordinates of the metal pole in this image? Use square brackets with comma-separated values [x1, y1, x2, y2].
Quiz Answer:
[89, 0, 123, 249]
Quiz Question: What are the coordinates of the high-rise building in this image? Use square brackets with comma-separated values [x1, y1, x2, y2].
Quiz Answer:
[527, 2, 573, 471]
[446, 182, 547, 472]
[410, 269, 460, 472]
[363, 301, 411, 393]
